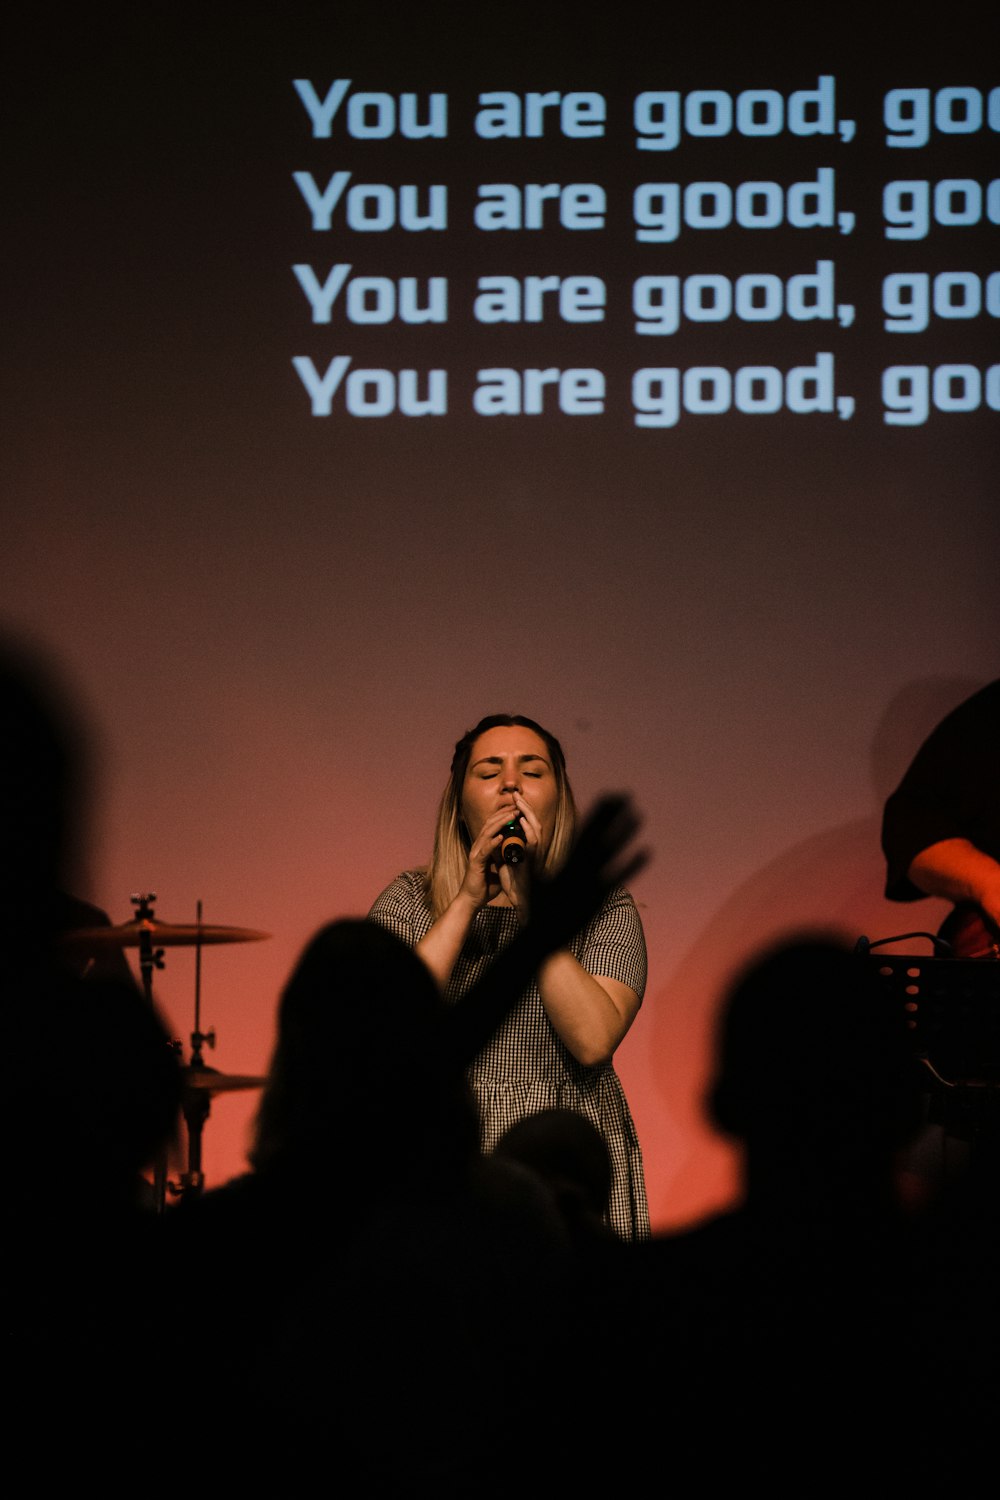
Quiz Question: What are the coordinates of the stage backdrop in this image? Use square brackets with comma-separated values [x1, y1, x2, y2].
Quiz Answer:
[4, 6, 997, 1228]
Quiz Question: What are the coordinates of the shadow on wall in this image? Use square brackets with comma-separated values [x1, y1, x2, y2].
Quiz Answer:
[647, 675, 988, 1232]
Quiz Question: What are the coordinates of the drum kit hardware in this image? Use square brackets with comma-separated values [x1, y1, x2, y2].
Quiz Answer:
[63, 891, 271, 1211]
[181, 1069, 270, 1093]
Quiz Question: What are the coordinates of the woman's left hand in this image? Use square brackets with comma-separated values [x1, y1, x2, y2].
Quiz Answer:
[497, 790, 542, 919]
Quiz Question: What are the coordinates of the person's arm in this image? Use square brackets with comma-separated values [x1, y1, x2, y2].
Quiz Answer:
[882, 681, 1000, 904]
[415, 802, 524, 987]
[535, 953, 640, 1066]
[425, 892, 639, 1064]
[415, 887, 481, 988]
[907, 838, 1000, 929]
[441, 794, 648, 1071]
[496, 788, 645, 1065]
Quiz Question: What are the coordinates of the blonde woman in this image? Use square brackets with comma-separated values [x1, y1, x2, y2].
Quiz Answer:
[369, 713, 649, 1240]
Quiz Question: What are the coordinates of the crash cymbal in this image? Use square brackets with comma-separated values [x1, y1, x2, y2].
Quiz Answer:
[60, 918, 271, 951]
[182, 1067, 267, 1094]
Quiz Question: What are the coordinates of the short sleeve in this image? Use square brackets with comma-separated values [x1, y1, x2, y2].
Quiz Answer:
[574, 886, 648, 1001]
[881, 681, 1000, 902]
[367, 872, 433, 947]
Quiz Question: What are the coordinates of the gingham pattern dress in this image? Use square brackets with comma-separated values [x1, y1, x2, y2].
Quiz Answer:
[369, 874, 650, 1240]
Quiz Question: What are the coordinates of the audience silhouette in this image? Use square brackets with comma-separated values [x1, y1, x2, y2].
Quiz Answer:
[628, 934, 961, 1484]
[494, 1106, 615, 1249]
[5, 628, 995, 1491]
[1, 633, 181, 1478]
[165, 798, 647, 1491]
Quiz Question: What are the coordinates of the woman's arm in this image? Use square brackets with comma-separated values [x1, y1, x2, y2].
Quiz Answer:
[440, 793, 648, 1071]
[536, 953, 640, 1067]
[498, 788, 646, 1065]
[415, 887, 481, 988]
[415, 802, 522, 987]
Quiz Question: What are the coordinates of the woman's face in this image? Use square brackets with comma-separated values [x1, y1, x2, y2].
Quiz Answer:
[460, 725, 559, 855]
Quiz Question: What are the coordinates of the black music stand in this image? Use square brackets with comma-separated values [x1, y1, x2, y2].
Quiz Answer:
[866, 936, 1000, 1146]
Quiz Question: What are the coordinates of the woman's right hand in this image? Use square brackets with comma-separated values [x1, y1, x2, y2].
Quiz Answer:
[458, 804, 523, 910]
[416, 805, 522, 988]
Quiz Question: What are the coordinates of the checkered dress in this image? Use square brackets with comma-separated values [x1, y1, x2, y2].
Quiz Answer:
[368, 873, 650, 1240]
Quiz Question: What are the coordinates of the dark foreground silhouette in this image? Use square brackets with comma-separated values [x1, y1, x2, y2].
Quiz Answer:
[7, 630, 995, 1491]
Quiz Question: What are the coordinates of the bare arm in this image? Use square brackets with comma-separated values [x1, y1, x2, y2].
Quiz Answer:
[415, 888, 481, 988]
[908, 838, 1000, 928]
[415, 802, 523, 988]
[536, 952, 640, 1067]
[439, 793, 648, 1071]
[500, 789, 645, 1066]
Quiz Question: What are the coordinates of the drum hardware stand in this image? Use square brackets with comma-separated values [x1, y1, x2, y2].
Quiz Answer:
[129, 893, 218, 1208]
[131, 891, 166, 1005]
[170, 899, 216, 1203]
[130, 892, 173, 1213]
[70, 893, 270, 1211]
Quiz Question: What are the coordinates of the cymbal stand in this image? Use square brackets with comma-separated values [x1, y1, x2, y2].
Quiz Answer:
[131, 892, 171, 1213]
[131, 891, 165, 1006]
[189, 900, 216, 1071]
[169, 900, 217, 1202]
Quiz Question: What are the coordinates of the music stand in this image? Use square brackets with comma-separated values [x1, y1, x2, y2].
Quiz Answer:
[865, 936, 1000, 1144]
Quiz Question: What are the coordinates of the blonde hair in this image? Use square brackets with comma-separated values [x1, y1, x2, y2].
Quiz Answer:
[425, 714, 577, 917]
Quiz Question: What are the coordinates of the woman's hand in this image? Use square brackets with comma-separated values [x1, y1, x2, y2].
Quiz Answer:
[417, 802, 530, 988]
[459, 803, 524, 910]
[446, 794, 649, 1068]
[496, 790, 543, 918]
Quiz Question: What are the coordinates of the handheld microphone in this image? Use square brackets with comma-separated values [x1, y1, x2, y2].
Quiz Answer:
[499, 815, 527, 865]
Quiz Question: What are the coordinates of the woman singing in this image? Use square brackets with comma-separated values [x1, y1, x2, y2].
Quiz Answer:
[369, 713, 649, 1240]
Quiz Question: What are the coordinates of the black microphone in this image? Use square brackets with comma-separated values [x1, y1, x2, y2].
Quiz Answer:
[499, 815, 527, 865]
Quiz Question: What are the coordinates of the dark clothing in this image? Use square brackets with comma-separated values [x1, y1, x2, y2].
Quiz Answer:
[881, 679, 1000, 902]
[881, 678, 1000, 1116]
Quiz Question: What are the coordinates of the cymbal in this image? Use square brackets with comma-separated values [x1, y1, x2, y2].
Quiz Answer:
[182, 1067, 268, 1094]
[60, 918, 271, 951]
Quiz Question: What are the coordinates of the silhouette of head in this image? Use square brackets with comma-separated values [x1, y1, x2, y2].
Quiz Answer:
[494, 1108, 612, 1223]
[0, 631, 180, 1207]
[252, 919, 477, 1179]
[707, 934, 922, 1174]
[0, 633, 91, 955]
